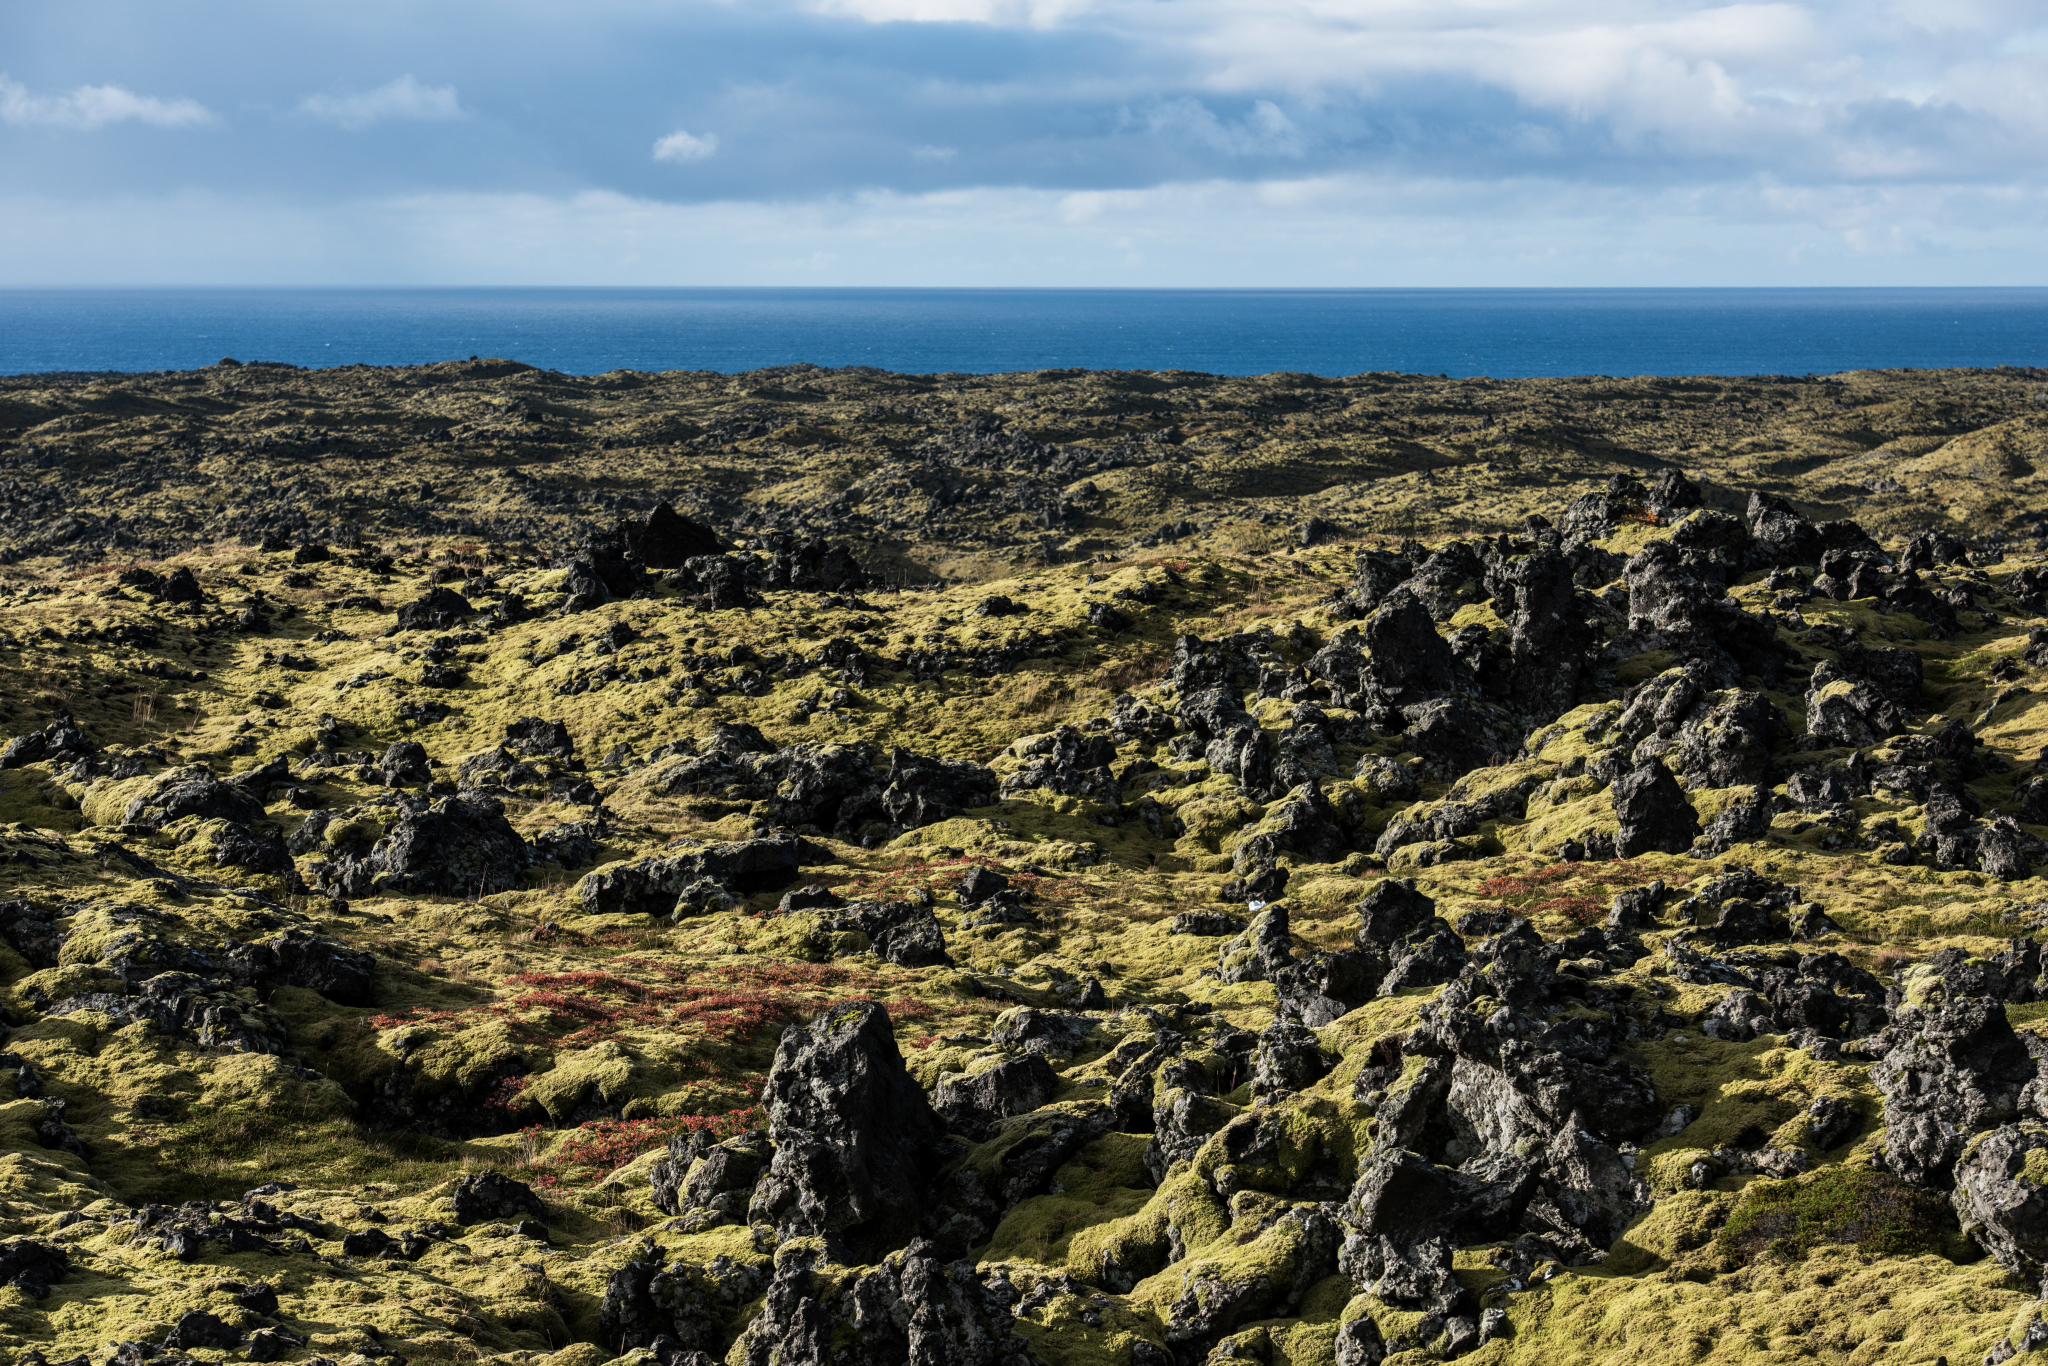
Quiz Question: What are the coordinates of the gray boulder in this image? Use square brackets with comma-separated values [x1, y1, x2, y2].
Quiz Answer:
[1355, 878, 1437, 948]
[820, 900, 953, 967]
[0, 708, 94, 770]
[730, 1241, 1034, 1366]
[1806, 661, 1907, 747]
[650, 1129, 770, 1226]
[113, 767, 266, 830]
[1249, 1019, 1330, 1100]
[1672, 690, 1784, 789]
[989, 1008, 1100, 1058]
[504, 716, 575, 759]
[228, 927, 375, 1006]
[378, 740, 432, 786]
[0, 1238, 68, 1300]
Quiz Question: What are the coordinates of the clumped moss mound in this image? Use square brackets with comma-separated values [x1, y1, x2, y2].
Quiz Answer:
[0, 361, 2043, 1364]
[1717, 1165, 1966, 1265]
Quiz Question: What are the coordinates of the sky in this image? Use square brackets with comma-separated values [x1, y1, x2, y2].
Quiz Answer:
[2, 0, 2045, 286]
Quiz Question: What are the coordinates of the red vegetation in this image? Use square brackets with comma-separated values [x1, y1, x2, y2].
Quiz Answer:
[369, 957, 956, 1049]
[520, 1101, 770, 1187]
[480, 1074, 529, 1118]
[1526, 894, 1607, 924]
[1474, 859, 1687, 926]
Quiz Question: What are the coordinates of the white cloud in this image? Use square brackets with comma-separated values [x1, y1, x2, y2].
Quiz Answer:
[6, 176, 2046, 287]
[9, 1, 2048, 286]
[0, 74, 214, 130]
[795, 0, 2048, 177]
[2, 176, 2045, 287]
[653, 129, 719, 162]
[299, 76, 467, 131]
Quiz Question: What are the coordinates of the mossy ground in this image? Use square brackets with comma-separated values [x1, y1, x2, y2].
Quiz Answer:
[0, 363, 2046, 1362]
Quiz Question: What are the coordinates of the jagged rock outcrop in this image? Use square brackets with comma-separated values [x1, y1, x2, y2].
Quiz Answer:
[652, 1128, 772, 1229]
[1001, 725, 1120, 807]
[395, 586, 474, 631]
[106, 767, 266, 830]
[1875, 955, 2044, 1188]
[1954, 1124, 2048, 1289]
[774, 743, 999, 837]
[227, 927, 376, 1006]
[729, 1240, 1035, 1366]
[748, 1001, 948, 1260]
[1807, 660, 1909, 747]
[821, 899, 954, 967]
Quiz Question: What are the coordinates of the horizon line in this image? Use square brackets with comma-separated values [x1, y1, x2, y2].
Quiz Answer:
[7, 283, 2048, 293]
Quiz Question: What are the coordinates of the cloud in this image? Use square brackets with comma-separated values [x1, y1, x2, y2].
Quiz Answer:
[0, 74, 214, 130]
[1139, 98, 1303, 158]
[653, 129, 719, 162]
[5, 176, 2044, 288]
[6, 0, 2048, 283]
[805, 0, 1092, 25]
[299, 76, 467, 131]
[786, 0, 2048, 181]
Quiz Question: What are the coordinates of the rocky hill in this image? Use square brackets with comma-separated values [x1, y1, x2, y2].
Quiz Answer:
[0, 360, 2043, 1364]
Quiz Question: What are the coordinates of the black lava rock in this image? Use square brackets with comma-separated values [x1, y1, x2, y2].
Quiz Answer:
[451, 1170, 547, 1224]
[747, 1001, 946, 1260]
[1612, 761, 1700, 856]
[395, 586, 474, 632]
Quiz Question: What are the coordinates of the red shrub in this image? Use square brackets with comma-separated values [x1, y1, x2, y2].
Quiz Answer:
[1528, 895, 1606, 925]
[542, 1102, 770, 1183]
[1473, 858, 1687, 927]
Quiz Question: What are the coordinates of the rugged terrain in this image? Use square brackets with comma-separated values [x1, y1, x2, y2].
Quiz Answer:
[0, 359, 2043, 1365]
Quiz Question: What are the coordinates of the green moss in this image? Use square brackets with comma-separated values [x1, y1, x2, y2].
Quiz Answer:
[1518, 788, 1619, 855]
[1614, 650, 1677, 686]
[124, 1101, 470, 1204]
[1, 363, 2047, 1360]
[981, 1133, 1156, 1264]
[1715, 1166, 1969, 1265]
[78, 773, 155, 827]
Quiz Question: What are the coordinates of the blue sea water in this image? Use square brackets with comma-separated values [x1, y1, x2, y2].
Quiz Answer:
[2, 287, 2046, 380]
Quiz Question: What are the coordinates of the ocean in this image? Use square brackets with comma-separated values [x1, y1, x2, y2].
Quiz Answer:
[2, 286, 2045, 379]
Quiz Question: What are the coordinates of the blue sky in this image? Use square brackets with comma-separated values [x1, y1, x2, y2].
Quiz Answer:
[2, 0, 2045, 285]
